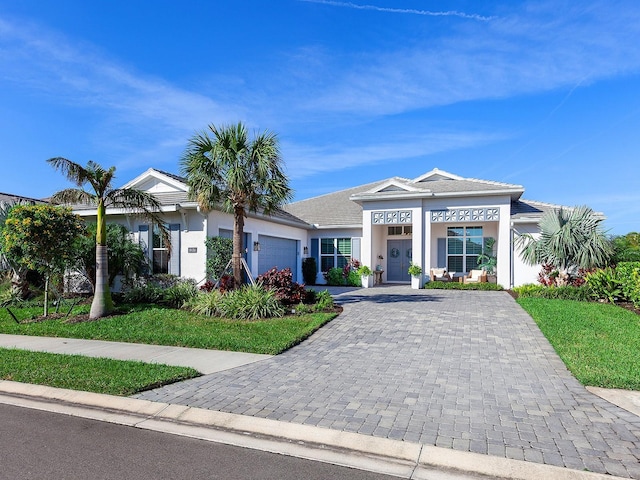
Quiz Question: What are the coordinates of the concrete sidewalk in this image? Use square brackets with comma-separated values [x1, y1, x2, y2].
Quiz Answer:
[0, 334, 271, 374]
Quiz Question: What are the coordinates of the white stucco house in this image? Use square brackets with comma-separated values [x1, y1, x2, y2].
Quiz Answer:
[70, 167, 572, 289]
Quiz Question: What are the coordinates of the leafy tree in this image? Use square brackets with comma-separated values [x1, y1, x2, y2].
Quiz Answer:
[1, 205, 84, 315]
[611, 232, 640, 263]
[0, 200, 32, 299]
[47, 158, 167, 319]
[517, 205, 613, 285]
[205, 236, 233, 281]
[74, 222, 147, 289]
[180, 122, 292, 285]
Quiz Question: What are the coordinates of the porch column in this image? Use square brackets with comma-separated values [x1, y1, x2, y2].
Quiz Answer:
[411, 206, 425, 289]
[361, 207, 374, 288]
[496, 203, 511, 288]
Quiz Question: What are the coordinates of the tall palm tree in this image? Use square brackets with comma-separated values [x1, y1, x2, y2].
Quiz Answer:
[180, 122, 292, 285]
[47, 158, 167, 319]
[517, 205, 613, 278]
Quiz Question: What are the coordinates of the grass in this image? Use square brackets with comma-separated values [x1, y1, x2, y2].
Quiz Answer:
[0, 348, 199, 395]
[0, 304, 337, 355]
[517, 297, 640, 390]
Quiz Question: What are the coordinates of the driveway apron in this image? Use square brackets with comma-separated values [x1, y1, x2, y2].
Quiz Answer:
[134, 287, 640, 478]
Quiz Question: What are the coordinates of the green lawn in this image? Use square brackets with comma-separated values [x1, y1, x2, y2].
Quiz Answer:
[0, 305, 337, 355]
[0, 348, 199, 395]
[517, 297, 640, 390]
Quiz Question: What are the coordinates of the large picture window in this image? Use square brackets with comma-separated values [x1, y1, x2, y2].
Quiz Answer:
[447, 226, 483, 273]
[320, 238, 351, 272]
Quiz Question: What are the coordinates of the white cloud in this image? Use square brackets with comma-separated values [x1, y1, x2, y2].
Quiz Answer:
[298, 0, 495, 21]
[297, 1, 640, 116]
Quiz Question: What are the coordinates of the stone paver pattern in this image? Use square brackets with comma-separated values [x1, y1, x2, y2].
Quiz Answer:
[134, 287, 640, 478]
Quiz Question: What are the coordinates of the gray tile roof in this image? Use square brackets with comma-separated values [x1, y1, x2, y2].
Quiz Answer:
[283, 180, 389, 227]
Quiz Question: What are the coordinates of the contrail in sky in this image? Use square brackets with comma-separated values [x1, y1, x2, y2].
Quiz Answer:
[299, 0, 495, 21]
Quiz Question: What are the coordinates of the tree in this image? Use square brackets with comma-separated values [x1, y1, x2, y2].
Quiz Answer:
[516, 205, 613, 284]
[47, 158, 167, 319]
[1, 205, 84, 315]
[611, 232, 640, 264]
[74, 222, 147, 290]
[180, 122, 293, 285]
[0, 200, 32, 299]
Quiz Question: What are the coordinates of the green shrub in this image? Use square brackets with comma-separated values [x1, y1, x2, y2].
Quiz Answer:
[302, 257, 317, 285]
[123, 284, 164, 304]
[616, 262, 640, 308]
[345, 270, 361, 287]
[325, 268, 345, 286]
[162, 280, 198, 308]
[513, 283, 589, 301]
[314, 289, 334, 311]
[185, 290, 222, 317]
[217, 285, 285, 320]
[585, 267, 622, 304]
[424, 281, 503, 291]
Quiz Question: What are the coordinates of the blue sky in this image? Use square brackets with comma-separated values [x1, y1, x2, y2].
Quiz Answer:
[0, 1, 638, 234]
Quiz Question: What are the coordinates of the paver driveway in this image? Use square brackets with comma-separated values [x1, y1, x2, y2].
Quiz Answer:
[135, 287, 640, 478]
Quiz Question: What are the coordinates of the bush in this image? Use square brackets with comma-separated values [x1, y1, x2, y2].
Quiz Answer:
[424, 281, 503, 291]
[205, 236, 233, 280]
[585, 267, 622, 304]
[512, 283, 589, 301]
[325, 267, 345, 286]
[217, 285, 285, 320]
[314, 289, 334, 311]
[345, 270, 361, 287]
[185, 290, 223, 317]
[162, 280, 198, 308]
[123, 284, 164, 304]
[302, 257, 317, 285]
[617, 262, 640, 308]
[256, 267, 307, 305]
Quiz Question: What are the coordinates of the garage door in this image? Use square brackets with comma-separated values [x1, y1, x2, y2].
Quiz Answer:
[258, 235, 298, 281]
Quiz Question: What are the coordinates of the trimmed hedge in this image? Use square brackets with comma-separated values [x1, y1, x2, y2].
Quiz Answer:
[512, 284, 590, 301]
[424, 281, 503, 291]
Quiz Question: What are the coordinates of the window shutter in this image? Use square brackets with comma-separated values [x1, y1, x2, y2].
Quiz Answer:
[437, 238, 446, 268]
[138, 225, 151, 275]
[310, 238, 319, 264]
[351, 237, 361, 263]
[168, 224, 181, 276]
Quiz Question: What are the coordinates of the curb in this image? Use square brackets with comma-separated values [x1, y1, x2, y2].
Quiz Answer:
[0, 381, 628, 480]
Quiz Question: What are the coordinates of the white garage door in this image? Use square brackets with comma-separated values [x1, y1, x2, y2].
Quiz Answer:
[258, 235, 298, 281]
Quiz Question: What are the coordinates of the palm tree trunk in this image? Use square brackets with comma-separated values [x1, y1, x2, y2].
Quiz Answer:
[90, 201, 114, 319]
[233, 206, 245, 286]
[90, 244, 114, 319]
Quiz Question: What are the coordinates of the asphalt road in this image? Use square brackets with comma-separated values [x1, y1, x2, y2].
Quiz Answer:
[0, 403, 401, 480]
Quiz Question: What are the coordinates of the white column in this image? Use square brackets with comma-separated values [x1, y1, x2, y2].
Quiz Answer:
[496, 204, 511, 288]
[411, 206, 425, 289]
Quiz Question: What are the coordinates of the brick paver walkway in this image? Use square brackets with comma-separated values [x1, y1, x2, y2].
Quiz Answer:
[134, 287, 640, 478]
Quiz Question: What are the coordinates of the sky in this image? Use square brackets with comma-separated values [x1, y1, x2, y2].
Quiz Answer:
[0, 0, 638, 234]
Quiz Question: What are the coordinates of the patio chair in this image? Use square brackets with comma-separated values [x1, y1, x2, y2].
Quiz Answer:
[430, 268, 451, 282]
[464, 269, 487, 284]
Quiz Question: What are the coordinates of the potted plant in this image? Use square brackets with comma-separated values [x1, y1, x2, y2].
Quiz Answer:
[477, 237, 497, 283]
[357, 265, 373, 288]
[408, 262, 423, 289]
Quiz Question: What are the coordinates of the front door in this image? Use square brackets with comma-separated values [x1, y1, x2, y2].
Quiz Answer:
[387, 239, 412, 282]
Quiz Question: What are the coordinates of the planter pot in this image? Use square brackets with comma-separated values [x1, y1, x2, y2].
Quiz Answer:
[411, 275, 423, 289]
[361, 275, 373, 288]
[487, 274, 497, 284]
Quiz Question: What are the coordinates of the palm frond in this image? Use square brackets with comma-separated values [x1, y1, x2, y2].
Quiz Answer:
[49, 188, 95, 206]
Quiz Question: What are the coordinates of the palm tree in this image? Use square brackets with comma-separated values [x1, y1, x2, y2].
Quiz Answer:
[47, 158, 167, 319]
[180, 122, 292, 285]
[517, 205, 613, 281]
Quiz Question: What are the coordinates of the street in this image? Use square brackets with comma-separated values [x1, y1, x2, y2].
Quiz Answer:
[0, 403, 401, 480]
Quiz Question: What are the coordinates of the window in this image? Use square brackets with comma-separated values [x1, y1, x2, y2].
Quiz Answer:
[387, 226, 412, 236]
[152, 224, 169, 274]
[320, 238, 351, 271]
[447, 226, 483, 273]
